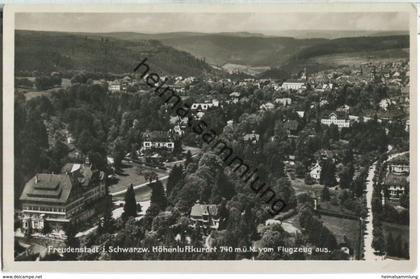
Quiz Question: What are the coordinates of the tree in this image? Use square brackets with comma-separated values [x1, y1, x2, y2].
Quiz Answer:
[150, 180, 168, 210]
[339, 164, 354, 189]
[320, 159, 336, 187]
[42, 220, 52, 235]
[112, 136, 127, 169]
[295, 162, 306, 178]
[64, 223, 80, 260]
[321, 185, 331, 201]
[103, 198, 116, 233]
[185, 150, 193, 167]
[400, 192, 409, 208]
[351, 172, 366, 197]
[123, 184, 137, 220]
[386, 233, 395, 256]
[166, 165, 183, 197]
[304, 173, 315, 185]
[144, 171, 158, 183]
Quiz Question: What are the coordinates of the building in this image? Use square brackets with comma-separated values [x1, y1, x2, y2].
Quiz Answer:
[108, 81, 121, 92]
[259, 102, 275, 111]
[383, 174, 409, 201]
[19, 165, 107, 232]
[243, 131, 260, 144]
[321, 112, 350, 128]
[142, 130, 174, 151]
[310, 162, 322, 181]
[284, 120, 299, 135]
[190, 203, 219, 229]
[389, 153, 409, 175]
[274, 98, 292, 106]
[281, 80, 306, 90]
[296, 111, 305, 118]
[191, 99, 219, 111]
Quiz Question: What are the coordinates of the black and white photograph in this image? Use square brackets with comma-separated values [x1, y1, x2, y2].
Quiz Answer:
[1, 3, 417, 273]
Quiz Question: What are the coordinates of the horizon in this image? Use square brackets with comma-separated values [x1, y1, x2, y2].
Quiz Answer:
[15, 28, 409, 40]
[16, 12, 408, 36]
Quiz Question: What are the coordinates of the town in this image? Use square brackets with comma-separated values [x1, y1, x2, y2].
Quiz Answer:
[13, 29, 410, 262]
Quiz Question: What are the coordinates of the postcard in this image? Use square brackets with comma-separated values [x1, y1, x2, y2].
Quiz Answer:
[2, 2, 417, 273]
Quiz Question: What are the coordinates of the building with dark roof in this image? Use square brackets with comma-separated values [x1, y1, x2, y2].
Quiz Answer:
[383, 173, 409, 201]
[142, 130, 174, 151]
[190, 203, 219, 229]
[20, 164, 107, 232]
[388, 153, 409, 175]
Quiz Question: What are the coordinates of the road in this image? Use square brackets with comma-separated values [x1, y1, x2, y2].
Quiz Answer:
[363, 161, 382, 261]
[363, 151, 408, 261]
[110, 175, 169, 196]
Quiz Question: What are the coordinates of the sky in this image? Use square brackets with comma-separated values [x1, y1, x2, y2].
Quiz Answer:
[15, 12, 408, 34]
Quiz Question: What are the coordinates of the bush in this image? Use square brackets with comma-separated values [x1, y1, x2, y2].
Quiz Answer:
[304, 173, 315, 185]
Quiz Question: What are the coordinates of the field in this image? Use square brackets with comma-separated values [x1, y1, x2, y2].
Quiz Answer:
[308, 48, 409, 67]
[319, 215, 361, 256]
[108, 160, 168, 194]
[290, 177, 324, 195]
[222, 63, 270, 76]
[382, 221, 410, 259]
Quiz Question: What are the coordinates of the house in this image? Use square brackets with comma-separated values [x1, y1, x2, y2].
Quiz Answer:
[142, 130, 174, 151]
[383, 173, 409, 201]
[281, 80, 306, 90]
[388, 153, 409, 175]
[315, 149, 335, 162]
[337, 104, 350, 113]
[191, 99, 219, 111]
[229, 92, 241, 103]
[284, 120, 299, 135]
[259, 102, 275, 111]
[296, 111, 305, 118]
[321, 112, 350, 128]
[379, 99, 391, 111]
[274, 98, 292, 106]
[310, 162, 322, 181]
[20, 167, 107, 232]
[243, 131, 260, 144]
[190, 203, 219, 229]
[108, 81, 121, 92]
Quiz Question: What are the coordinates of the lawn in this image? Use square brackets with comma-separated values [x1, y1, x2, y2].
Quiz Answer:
[319, 215, 361, 256]
[382, 221, 410, 259]
[290, 177, 323, 195]
[108, 160, 167, 194]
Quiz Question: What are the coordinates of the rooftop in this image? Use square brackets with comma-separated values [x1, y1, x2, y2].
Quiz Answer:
[383, 173, 409, 187]
[190, 203, 218, 218]
[389, 153, 409, 166]
[20, 174, 76, 204]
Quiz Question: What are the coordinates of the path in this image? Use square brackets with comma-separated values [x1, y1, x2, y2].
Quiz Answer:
[110, 175, 169, 196]
[363, 151, 408, 261]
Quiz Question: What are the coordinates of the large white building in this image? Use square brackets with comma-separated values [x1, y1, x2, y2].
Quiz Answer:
[281, 81, 306, 90]
[142, 130, 175, 151]
[108, 81, 121, 92]
[321, 112, 350, 128]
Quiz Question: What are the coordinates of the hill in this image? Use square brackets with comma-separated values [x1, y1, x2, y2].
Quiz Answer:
[90, 32, 408, 69]
[293, 35, 409, 61]
[15, 30, 215, 76]
[159, 34, 326, 66]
